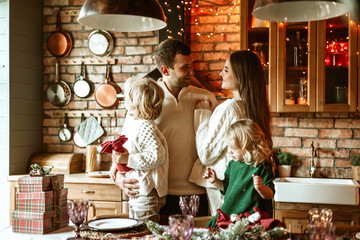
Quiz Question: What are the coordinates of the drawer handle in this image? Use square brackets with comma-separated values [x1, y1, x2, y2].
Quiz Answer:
[81, 190, 95, 194]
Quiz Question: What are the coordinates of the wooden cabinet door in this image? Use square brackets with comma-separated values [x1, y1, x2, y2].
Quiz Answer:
[276, 21, 317, 112]
[241, 0, 277, 112]
[87, 201, 123, 220]
[316, 15, 357, 112]
[275, 209, 308, 234]
[275, 209, 360, 234]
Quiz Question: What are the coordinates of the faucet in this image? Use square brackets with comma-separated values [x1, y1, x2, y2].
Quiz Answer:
[309, 141, 316, 178]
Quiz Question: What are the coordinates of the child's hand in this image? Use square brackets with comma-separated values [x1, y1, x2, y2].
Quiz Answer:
[252, 174, 264, 192]
[195, 98, 212, 110]
[112, 148, 129, 164]
[203, 168, 217, 184]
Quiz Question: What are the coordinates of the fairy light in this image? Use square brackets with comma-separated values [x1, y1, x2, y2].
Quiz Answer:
[161, 0, 187, 39]
[187, 0, 240, 38]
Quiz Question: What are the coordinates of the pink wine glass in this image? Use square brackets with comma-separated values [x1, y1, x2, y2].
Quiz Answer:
[67, 199, 89, 240]
[169, 214, 194, 240]
[179, 195, 199, 217]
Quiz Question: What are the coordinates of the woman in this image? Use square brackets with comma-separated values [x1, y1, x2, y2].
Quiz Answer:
[189, 50, 273, 216]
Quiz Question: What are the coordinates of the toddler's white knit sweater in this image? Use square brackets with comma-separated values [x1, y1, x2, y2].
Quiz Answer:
[122, 117, 169, 197]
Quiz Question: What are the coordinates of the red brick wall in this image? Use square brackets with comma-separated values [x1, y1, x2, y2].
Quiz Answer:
[43, 0, 159, 169]
[42, 0, 358, 178]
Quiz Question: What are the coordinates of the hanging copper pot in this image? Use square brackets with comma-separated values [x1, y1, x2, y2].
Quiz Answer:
[47, 12, 73, 58]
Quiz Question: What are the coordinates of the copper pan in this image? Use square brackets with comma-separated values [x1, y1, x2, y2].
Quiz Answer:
[94, 64, 120, 109]
[47, 12, 72, 58]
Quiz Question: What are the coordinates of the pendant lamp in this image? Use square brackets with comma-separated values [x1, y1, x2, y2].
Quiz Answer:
[252, 0, 350, 22]
[78, 0, 167, 32]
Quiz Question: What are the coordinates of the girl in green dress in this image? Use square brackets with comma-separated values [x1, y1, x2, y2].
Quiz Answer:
[204, 119, 275, 228]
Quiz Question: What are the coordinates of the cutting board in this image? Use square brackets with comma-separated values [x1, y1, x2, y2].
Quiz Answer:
[28, 153, 85, 174]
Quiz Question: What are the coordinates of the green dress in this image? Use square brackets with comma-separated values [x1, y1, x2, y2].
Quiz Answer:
[207, 160, 275, 228]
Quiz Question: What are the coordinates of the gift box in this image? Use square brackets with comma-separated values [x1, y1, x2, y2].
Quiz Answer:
[18, 174, 64, 192]
[16, 188, 68, 212]
[11, 207, 69, 234]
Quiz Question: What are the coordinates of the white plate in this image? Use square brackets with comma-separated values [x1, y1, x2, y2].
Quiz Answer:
[88, 218, 139, 231]
[355, 232, 360, 239]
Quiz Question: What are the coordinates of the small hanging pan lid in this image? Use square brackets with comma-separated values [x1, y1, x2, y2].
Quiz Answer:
[74, 62, 91, 98]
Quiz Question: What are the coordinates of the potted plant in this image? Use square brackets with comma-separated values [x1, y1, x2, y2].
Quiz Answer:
[351, 155, 360, 181]
[276, 151, 294, 177]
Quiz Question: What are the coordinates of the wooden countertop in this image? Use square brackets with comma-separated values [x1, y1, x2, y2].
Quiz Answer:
[8, 173, 114, 184]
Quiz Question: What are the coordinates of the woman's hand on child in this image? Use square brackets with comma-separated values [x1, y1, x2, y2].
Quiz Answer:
[114, 171, 140, 199]
[112, 149, 129, 164]
[195, 98, 212, 110]
[203, 168, 217, 184]
[252, 174, 264, 192]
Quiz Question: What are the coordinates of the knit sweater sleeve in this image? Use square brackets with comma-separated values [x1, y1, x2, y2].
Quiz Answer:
[196, 100, 246, 165]
[127, 121, 166, 171]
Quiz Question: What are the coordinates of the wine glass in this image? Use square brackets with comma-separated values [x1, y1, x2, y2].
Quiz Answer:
[67, 199, 89, 240]
[179, 195, 199, 217]
[168, 214, 194, 240]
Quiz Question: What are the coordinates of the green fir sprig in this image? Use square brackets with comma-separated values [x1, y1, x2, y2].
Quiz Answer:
[146, 218, 288, 240]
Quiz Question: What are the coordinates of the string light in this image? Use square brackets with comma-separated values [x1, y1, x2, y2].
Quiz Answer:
[186, 0, 240, 38]
[161, 0, 240, 39]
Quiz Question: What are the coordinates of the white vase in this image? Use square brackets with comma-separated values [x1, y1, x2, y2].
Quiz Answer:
[278, 165, 291, 177]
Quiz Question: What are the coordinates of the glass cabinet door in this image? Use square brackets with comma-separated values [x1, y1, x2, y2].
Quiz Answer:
[246, 0, 276, 112]
[316, 15, 357, 112]
[277, 21, 316, 112]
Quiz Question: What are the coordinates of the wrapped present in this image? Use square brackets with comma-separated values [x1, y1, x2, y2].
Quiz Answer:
[11, 207, 69, 234]
[18, 174, 64, 192]
[16, 188, 68, 212]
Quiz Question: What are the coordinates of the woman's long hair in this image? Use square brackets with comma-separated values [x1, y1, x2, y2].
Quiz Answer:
[229, 50, 272, 148]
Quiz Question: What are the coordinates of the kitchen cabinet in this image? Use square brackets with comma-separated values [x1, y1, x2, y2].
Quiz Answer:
[242, 0, 358, 112]
[8, 174, 129, 224]
[274, 202, 360, 234]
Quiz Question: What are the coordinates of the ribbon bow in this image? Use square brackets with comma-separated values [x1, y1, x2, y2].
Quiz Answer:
[101, 135, 128, 153]
[216, 207, 285, 230]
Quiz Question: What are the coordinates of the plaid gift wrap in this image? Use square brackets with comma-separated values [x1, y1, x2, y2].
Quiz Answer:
[16, 188, 68, 212]
[11, 207, 69, 234]
[18, 174, 64, 192]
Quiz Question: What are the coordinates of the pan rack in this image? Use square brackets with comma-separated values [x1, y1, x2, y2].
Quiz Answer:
[44, 110, 126, 118]
[58, 57, 116, 65]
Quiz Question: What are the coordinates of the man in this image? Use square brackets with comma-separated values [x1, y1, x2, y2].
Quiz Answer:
[111, 39, 218, 219]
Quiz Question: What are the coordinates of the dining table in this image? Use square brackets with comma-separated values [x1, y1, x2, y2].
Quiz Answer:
[2, 221, 359, 240]
[0, 224, 152, 240]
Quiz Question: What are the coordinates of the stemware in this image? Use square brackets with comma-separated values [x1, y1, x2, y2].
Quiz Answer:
[67, 199, 89, 240]
[168, 214, 194, 240]
[179, 195, 199, 217]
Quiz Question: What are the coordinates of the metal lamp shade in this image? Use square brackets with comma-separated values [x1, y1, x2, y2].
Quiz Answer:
[252, 0, 350, 22]
[78, 0, 167, 32]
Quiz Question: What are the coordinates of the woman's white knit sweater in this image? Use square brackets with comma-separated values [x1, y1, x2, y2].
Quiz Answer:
[122, 117, 169, 198]
[189, 98, 246, 188]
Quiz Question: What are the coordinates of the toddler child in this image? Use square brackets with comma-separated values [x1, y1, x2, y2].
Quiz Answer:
[204, 119, 274, 228]
[111, 76, 168, 222]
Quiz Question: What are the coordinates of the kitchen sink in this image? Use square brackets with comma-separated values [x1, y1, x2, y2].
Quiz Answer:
[274, 177, 359, 205]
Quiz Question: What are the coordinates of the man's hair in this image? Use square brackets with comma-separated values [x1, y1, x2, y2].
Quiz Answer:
[154, 39, 191, 70]
[226, 119, 272, 167]
[124, 76, 165, 120]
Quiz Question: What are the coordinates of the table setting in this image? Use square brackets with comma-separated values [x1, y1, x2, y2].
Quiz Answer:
[71, 195, 289, 240]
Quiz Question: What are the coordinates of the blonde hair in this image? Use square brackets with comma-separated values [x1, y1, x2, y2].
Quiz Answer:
[124, 76, 165, 120]
[226, 119, 272, 167]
